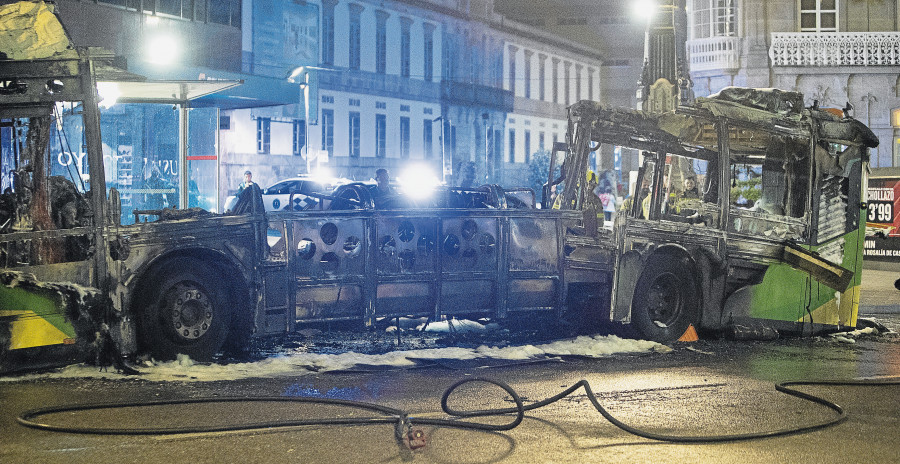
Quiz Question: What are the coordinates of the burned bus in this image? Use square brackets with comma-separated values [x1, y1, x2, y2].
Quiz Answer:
[0, 5, 576, 370]
[0, 5, 878, 372]
[560, 88, 877, 342]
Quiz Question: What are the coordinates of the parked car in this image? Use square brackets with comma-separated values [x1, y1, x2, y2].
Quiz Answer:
[225, 177, 348, 213]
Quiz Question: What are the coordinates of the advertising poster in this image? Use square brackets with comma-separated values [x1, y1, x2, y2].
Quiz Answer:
[865, 177, 900, 262]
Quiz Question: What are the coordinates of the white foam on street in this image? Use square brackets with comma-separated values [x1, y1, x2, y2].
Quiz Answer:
[1, 334, 668, 383]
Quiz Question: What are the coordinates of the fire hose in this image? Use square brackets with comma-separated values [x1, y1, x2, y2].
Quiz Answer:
[16, 376, 900, 447]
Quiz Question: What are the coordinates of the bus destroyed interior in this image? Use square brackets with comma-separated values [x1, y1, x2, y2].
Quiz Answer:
[0, 4, 880, 373]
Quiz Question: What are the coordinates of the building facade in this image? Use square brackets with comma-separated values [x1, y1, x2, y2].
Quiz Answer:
[229, 0, 603, 193]
[48, 0, 603, 207]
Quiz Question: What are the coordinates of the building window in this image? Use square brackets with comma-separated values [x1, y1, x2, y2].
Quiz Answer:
[376, 11, 388, 74]
[349, 4, 363, 70]
[575, 65, 582, 102]
[524, 130, 531, 164]
[423, 119, 433, 159]
[376, 114, 387, 158]
[208, 0, 241, 26]
[424, 24, 435, 81]
[524, 52, 532, 99]
[219, 115, 231, 130]
[322, 2, 335, 65]
[564, 62, 571, 105]
[400, 18, 412, 78]
[400, 117, 410, 159]
[322, 109, 334, 154]
[494, 130, 503, 168]
[799, 0, 837, 32]
[443, 32, 456, 81]
[256, 117, 270, 154]
[588, 69, 594, 101]
[494, 44, 504, 88]
[539, 132, 545, 152]
[349, 112, 361, 158]
[508, 46, 517, 93]
[293, 119, 305, 156]
[539, 55, 546, 101]
[400, 104, 410, 112]
[691, 0, 737, 39]
[552, 59, 559, 103]
[508, 129, 516, 163]
[376, 101, 387, 109]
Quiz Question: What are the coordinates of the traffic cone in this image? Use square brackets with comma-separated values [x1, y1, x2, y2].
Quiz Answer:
[678, 324, 699, 342]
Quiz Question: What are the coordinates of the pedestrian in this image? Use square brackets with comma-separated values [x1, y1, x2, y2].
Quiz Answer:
[144, 168, 173, 210]
[457, 161, 476, 188]
[237, 170, 255, 195]
[374, 168, 393, 196]
[372, 168, 395, 208]
[230, 170, 265, 214]
[583, 171, 604, 235]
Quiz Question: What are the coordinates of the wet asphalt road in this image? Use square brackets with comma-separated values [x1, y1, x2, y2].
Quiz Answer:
[1, 270, 898, 464]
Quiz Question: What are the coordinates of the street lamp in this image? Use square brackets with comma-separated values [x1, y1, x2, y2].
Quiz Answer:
[287, 66, 335, 174]
[482, 112, 490, 184]
[432, 116, 449, 183]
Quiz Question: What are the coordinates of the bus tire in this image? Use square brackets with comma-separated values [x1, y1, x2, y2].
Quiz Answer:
[631, 256, 699, 343]
[138, 257, 229, 361]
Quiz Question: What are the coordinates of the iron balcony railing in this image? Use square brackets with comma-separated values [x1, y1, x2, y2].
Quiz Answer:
[688, 36, 741, 73]
[770, 32, 900, 66]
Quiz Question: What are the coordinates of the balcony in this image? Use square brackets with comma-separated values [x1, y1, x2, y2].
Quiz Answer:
[441, 82, 514, 112]
[688, 36, 741, 73]
[770, 32, 900, 67]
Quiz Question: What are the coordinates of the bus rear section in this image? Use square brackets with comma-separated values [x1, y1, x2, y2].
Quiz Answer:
[561, 88, 878, 341]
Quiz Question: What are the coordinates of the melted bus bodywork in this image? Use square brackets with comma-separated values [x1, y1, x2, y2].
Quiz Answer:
[561, 88, 877, 341]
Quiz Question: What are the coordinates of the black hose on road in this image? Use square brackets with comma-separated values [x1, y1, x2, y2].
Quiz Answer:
[16, 377, 900, 444]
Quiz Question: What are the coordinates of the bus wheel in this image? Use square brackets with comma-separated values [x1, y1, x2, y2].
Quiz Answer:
[631, 257, 699, 343]
[138, 258, 229, 361]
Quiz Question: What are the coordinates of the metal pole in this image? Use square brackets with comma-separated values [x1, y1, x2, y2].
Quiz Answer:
[433, 116, 447, 183]
[178, 104, 189, 210]
[482, 113, 489, 183]
[214, 107, 220, 213]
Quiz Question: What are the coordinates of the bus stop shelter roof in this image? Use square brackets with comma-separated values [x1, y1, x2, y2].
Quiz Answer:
[99, 79, 243, 105]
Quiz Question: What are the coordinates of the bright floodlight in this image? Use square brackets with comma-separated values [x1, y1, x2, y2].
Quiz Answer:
[398, 165, 441, 200]
[96, 82, 120, 108]
[631, 0, 658, 22]
[146, 34, 179, 65]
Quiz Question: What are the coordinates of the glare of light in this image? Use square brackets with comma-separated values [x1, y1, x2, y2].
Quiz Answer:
[145, 15, 159, 26]
[145, 34, 179, 65]
[631, 0, 658, 22]
[96, 82, 120, 108]
[308, 167, 334, 184]
[397, 165, 441, 200]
